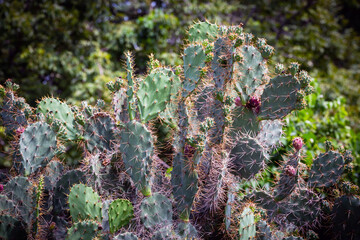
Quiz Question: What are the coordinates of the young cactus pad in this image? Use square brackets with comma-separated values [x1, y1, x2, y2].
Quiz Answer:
[109, 199, 134, 233]
[68, 183, 102, 222]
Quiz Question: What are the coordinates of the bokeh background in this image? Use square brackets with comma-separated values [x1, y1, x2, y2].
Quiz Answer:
[1, 0, 359, 184]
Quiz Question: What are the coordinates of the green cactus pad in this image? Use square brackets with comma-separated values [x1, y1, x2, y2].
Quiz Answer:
[157, 68, 181, 126]
[274, 154, 299, 201]
[229, 137, 267, 179]
[308, 150, 344, 187]
[285, 189, 321, 230]
[233, 45, 268, 104]
[109, 199, 134, 233]
[119, 121, 153, 196]
[332, 195, 360, 240]
[19, 121, 57, 176]
[114, 232, 139, 240]
[176, 222, 198, 240]
[140, 193, 172, 229]
[212, 37, 233, 90]
[256, 220, 272, 240]
[54, 170, 86, 214]
[258, 75, 302, 120]
[137, 69, 174, 123]
[256, 120, 283, 148]
[238, 206, 256, 240]
[37, 98, 79, 141]
[188, 21, 218, 43]
[112, 88, 129, 123]
[0, 215, 26, 240]
[65, 220, 99, 240]
[231, 105, 260, 138]
[69, 184, 102, 222]
[0, 195, 16, 214]
[225, 191, 235, 231]
[5, 176, 33, 224]
[171, 152, 198, 221]
[84, 112, 116, 153]
[182, 44, 206, 98]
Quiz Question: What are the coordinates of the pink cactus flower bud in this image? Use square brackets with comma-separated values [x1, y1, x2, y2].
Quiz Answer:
[235, 96, 242, 106]
[246, 95, 261, 109]
[0, 184, 3, 193]
[292, 137, 303, 151]
[285, 165, 296, 177]
[16, 127, 25, 135]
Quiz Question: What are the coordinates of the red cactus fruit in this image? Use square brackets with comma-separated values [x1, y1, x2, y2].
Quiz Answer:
[246, 95, 261, 109]
[292, 137, 303, 151]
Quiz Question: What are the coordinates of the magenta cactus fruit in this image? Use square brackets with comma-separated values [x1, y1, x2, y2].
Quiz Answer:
[0, 184, 3, 193]
[235, 96, 242, 106]
[293, 137, 303, 151]
[246, 95, 261, 109]
[285, 165, 297, 176]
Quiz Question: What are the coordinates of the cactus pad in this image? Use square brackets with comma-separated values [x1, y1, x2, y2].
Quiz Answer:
[332, 195, 360, 240]
[114, 232, 139, 240]
[259, 75, 302, 120]
[137, 69, 174, 122]
[238, 206, 256, 240]
[37, 98, 79, 140]
[274, 154, 299, 201]
[308, 150, 344, 187]
[140, 193, 172, 229]
[65, 220, 99, 240]
[171, 152, 198, 221]
[68, 184, 102, 222]
[108, 199, 134, 233]
[151, 225, 180, 240]
[231, 105, 260, 138]
[4, 176, 33, 224]
[84, 112, 116, 153]
[188, 21, 218, 43]
[54, 170, 86, 214]
[119, 121, 153, 196]
[19, 122, 57, 176]
[233, 45, 268, 104]
[0, 215, 26, 240]
[182, 44, 206, 97]
[256, 220, 272, 240]
[229, 137, 267, 179]
[285, 189, 321, 230]
[256, 120, 283, 148]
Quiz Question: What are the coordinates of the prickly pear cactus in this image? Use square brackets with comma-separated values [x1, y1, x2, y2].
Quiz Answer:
[0, 21, 357, 240]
